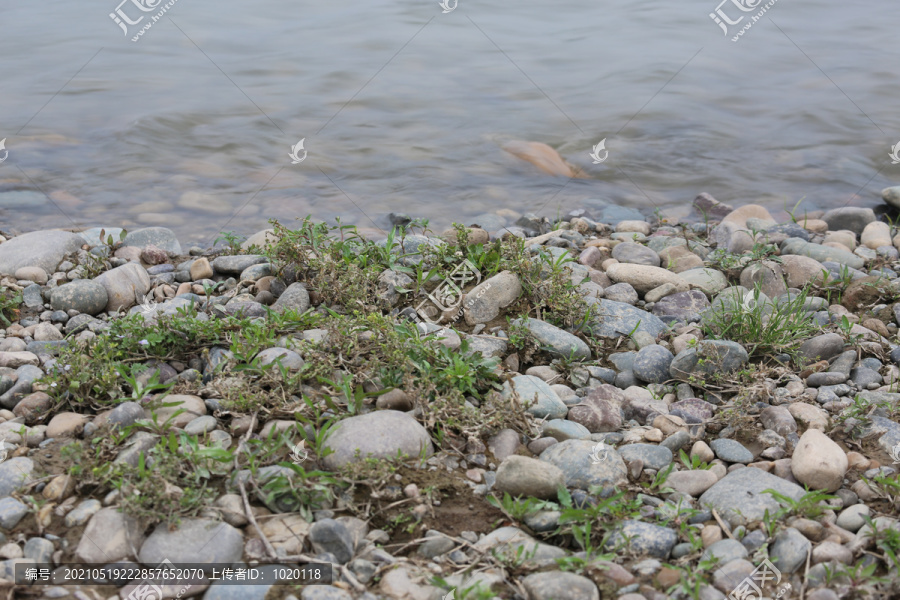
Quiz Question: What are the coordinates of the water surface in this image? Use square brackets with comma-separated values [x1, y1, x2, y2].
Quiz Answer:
[1, 0, 898, 244]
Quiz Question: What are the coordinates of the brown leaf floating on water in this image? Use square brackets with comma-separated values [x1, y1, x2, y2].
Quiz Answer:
[501, 140, 589, 179]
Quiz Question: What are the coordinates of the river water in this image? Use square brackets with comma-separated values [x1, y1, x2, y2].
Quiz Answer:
[1, 0, 898, 245]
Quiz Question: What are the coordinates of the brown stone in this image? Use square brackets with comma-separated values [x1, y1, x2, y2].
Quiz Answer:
[46, 412, 88, 438]
[140, 244, 168, 265]
[376, 389, 414, 411]
[567, 385, 624, 433]
[12, 392, 52, 424]
[842, 276, 893, 312]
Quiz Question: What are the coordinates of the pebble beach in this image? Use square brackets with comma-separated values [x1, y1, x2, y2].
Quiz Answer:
[1, 187, 900, 600]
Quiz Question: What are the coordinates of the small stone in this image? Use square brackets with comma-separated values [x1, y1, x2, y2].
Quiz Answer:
[272, 283, 311, 313]
[190, 257, 214, 280]
[606, 263, 689, 294]
[770, 527, 811, 573]
[605, 521, 677, 558]
[309, 518, 356, 564]
[522, 571, 600, 600]
[666, 470, 718, 496]
[46, 412, 87, 438]
[140, 244, 168, 265]
[322, 410, 433, 470]
[612, 242, 660, 267]
[495, 456, 565, 500]
[0, 497, 28, 529]
[632, 345, 675, 384]
[75, 507, 145, 563]
[691, 441, 715, 464]
[50, 280, 109, 315]
[501, 375, 567, 420]
[463, 271, 522, 325]
[139, 518, 243, 565]
[791, 429, 848, 492]
[709, 439, 753, 464]
[836, 504, 870, 532]
[821, 207, 874, 237]
[861, 221, 892, 249]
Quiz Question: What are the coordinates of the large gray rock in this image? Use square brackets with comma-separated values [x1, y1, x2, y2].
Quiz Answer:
[539, 439, 627, 490]
[322, 410, 434, 470]
[138, 518, 243, 565]
[605, 520, 677, 558]
[797, 333, 844, 367]
[699, 467, 806, 527]
[605, 263, 689, 294]
[463, 271, 522, 325]
[582, 298, 668, 339]
[75, 507, 145, 563]
[651, 289, 710, 323]
[781, 238, 865, 270]
[123, 227, 182, 255]
[473, 526, 566, 561]
[0, 497, 28, 529]
[617, 444, 673, 471]
[501, 375, 568, 420]
[791, 429, 848, 492]
[566, 385, 624, 433]
[770, 527, 811, 574]
[821, 207, 874, 237]
[94, 263, 151, 313]
[211, 254, 268, 275]
[513, 317, 590, 360]
[309, 518, 356, 564]
[611, 242, 660, 267]
[495, 455, 566, 500]
[883, 186, 900, 210]
[669, 340, 749, 380]
[678, 268, 729, 296]
[0, 457, 34, 498]
[632, 344, 674, 384]
[50, 280, 109, 315]
[863, 415, 900, 457]
[522, 571, 600, 600]
[272, 282, 310, 313]
[0, 230, 84, 276]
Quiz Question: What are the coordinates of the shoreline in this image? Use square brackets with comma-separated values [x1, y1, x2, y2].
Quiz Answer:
[0, 189, 898, 598]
